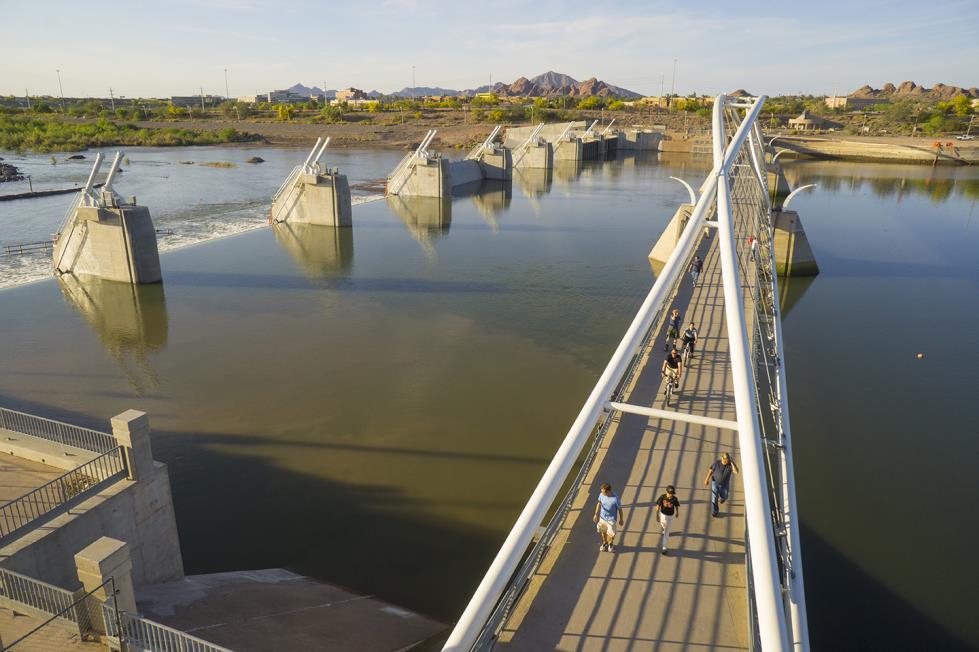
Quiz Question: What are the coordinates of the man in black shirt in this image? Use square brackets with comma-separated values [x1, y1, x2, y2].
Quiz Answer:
[703, 452, 740, 517]
[655, 485, 681, 555]
[689, 255, 704, 287]
[661, 348, 683, 394]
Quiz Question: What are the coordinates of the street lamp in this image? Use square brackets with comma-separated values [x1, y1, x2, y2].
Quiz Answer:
[224, 68, 230, 100]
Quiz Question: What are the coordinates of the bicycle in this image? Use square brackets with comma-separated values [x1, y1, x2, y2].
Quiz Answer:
[682, 338, 694, 366]
[662, 371, 679, 406]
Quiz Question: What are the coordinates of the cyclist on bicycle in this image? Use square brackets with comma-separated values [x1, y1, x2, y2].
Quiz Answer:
[661, 347, 683, 393]
[664, 308, 682, 352]
[681, 322, 698, 359]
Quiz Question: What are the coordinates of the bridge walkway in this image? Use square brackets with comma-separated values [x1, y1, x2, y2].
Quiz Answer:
[495, 232, 750, 651]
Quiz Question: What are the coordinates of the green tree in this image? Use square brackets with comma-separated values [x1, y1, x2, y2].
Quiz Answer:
[952, 94, 973, 117]
[275, 104, 295, 121]
[607, 100, 625, 111]
[577, 95, 605, 110]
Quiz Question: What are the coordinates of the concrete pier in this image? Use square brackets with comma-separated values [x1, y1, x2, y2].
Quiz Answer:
[553, 136, 584, 162]
[772, 209, 819, 276]
[617, 129, 662, 151]
[514, 141, 553, 169]
[52, 152, 161, 284]
[478, 148, 513, 180]
[272, 138, 352, 226]
[648, 204, 695, 274]
[766, 161, 792, 199]
[272, 172, 352, 227]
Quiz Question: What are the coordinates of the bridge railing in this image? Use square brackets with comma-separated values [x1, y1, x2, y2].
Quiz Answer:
[0, 406, 118, 454]
[103, 601, 236, 652]
[445, 95, 809, 652]
[0, 447, 126, 542]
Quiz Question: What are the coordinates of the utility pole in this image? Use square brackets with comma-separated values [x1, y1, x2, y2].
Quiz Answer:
[411, 65, 416, 101]
[200, 87, 205, 113]
[56, 69, 65, 112]
[24, 88, 31, 111]
[224, 68, 230, 100]
[659, 74, 665, 99]
[109, 88, 116, 111]
[671, 59, 677, 97]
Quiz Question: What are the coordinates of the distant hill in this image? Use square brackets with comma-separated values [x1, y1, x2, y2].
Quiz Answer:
[850, 81, 978, 100]
[283, 71, 641, 100]
[286, 83, 337, 99]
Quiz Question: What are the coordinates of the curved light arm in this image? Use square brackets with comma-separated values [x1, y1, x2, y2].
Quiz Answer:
[669, 176, 697, 204]
[767, 135, 782, 148]
[782, 184, 816, 210]
[772, 149, 790, 163]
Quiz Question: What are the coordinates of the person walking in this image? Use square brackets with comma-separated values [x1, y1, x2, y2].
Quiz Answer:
[593, 482, 626, 552]
[703, 452, 739, 517]
[655, 485, 681, 555]
[748, 235, 759, 262]
[689, 255, 703, 287]
[664, 308, 681, 351]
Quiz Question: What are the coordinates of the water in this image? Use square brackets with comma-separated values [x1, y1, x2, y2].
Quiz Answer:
[0, 146, 401, 287]
[0, 150, 976, 650]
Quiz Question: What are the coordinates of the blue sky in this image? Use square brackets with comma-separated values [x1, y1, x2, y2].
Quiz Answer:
[2, 0, 977, 98]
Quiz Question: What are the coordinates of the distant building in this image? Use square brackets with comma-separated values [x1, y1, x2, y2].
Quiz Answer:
[335, 88, 368, 102]
[169, 95, 222, 108]
[788, 110, 840, 131]
[825, 96, 888, 111]
[266, 89, 308, 104]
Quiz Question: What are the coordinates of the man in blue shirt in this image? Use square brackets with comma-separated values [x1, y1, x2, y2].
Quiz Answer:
[592, 482, 626, 552]
[703, 452, 740, 517]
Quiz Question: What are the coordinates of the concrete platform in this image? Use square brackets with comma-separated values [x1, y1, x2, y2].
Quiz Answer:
[0, 605, 102, 651]
[496, 234, 749, 651]
[0, 454, 65, 503]
[136, 569, 447, 652]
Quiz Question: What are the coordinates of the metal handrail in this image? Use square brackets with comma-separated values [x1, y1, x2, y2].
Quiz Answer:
[0, 447, 126, 541]
[0, 567, 78, 623]
[272, 164, 302, 202]
[104, 605, 236, 652]
[0, 406, 117, 453]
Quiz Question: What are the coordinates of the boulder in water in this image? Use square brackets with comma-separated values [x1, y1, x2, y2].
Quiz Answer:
[246, 156, 265, 164]
[66, 154, 86, 160]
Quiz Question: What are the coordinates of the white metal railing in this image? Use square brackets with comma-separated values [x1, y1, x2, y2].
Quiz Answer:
[104, 605, 236, 652]
[511, 123, 545, 168]
[0, 406, 118, 453]
[272, 164, 302, 203]
[444, 95, 808, 652]
[387, 129, 438, 196]
[0, 567, 78, 623]
[0, 447, 126, 541]
[466, 125, 502, 160]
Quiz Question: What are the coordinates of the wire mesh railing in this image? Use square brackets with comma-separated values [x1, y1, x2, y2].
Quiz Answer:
[0, 568, 78, 625]
[0, 407, 117, 454]
[0, 447, 126, 541]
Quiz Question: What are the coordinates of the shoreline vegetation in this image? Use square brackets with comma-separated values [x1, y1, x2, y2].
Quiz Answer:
[0, 115, 262, 153]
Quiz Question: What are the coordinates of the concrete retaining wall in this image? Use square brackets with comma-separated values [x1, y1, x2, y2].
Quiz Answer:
[503, 122, 587, 148]
[618, 130, 662, 151]
[0, 461, 184, 590]
[448, 160, 484, 188]
[515, 142, 553, 169]
[400, 158, 452, 198]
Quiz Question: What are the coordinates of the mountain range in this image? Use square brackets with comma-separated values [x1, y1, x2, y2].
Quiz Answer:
[851, 81, 978, 100]
[286, 71, 641, 100]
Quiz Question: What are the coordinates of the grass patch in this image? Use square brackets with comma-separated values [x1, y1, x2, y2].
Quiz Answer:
[198, 161, 237, 168]
[0, 115, 261, 153]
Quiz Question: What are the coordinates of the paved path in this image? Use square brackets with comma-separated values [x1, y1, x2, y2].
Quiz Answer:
[0, 455, 63, 504]
[497, 233, 749, 651]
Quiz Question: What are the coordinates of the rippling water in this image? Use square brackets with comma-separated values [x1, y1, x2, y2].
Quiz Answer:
[0, 149, 977, 649]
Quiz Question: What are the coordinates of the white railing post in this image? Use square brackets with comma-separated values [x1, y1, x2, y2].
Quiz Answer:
[713, 94, 790, 652]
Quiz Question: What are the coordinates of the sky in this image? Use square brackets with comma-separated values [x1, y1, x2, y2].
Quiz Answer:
[1, 0, 977, 99]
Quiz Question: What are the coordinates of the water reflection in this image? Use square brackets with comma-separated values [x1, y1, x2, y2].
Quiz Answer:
[778, 274, 815, 318]
[553, 161, 583, 184]
[57, 275, 168, 394]
[514, 168, 553, 199]
[470, 181, 512, 232]
[386, 195, 452, 257]
[783, 161, 979, 203]
[273, 222, 354, 279]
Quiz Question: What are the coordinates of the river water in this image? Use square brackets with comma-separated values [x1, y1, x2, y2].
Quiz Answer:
[0, 147, 976, 650]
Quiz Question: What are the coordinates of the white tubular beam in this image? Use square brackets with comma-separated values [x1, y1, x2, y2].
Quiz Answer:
[518, 123, 545, 151]
[312, 136, 332, 167]
[669, 176, 697, 205]
[607, 402, 738, 431]
[101, 152, 124, 194]
[600, 118, 616, 136]
[484, 125, 502, 149]
[713, 94, 790, 652]
[81, 153, 105, 196]
[557, 121, 574, 142]
[443, 152, 722, 652]
[584, 119, 599, 135]
[782, 184, 816, 210]
[301, 137, 323, 170]
[770, 261, 811, 652]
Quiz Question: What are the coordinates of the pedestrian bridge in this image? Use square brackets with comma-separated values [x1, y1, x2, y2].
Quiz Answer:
[444, 95, 809, 652]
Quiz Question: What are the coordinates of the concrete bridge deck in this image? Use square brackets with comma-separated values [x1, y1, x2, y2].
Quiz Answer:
[496, 233, 749, 651]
